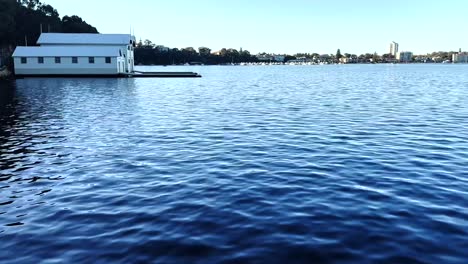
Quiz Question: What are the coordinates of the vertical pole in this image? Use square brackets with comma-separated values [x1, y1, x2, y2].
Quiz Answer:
[40, 24, 43, 34]
[48, 24, 51, 32]
[25, 36, 28, 46]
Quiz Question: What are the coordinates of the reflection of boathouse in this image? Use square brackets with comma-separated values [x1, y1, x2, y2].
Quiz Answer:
[13, 33, 136, 76]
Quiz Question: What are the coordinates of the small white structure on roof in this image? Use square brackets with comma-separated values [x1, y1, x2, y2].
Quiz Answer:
[13, 33, 136, 76]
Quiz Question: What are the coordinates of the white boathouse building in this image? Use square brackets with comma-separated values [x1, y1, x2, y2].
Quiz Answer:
[13, 33, 136, 76]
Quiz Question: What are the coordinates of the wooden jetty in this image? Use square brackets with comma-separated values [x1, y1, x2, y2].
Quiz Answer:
[130, 71, 201, 78]
[14, 71, 202, 79]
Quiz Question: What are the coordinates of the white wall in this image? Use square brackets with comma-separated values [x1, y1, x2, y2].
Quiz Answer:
[40, 44, 135, 73]
[453, 54, 468, 63]
[14, 56, 120, 75]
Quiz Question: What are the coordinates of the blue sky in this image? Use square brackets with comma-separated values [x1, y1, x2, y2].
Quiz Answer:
[44, 0, 467, 55]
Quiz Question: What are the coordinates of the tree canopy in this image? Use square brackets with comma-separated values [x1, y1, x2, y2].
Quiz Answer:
[0, 0, 98, 46]
[134, 44, 259, 65]
[336, 49, 343, 59]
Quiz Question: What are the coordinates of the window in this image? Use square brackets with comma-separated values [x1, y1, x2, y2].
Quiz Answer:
[105, 57, 111, 64]
[89, 57, 95, 64]
[72, 57, 78, 64]
[55, 57, 61, 64]
[38, 57, 44, 64]
[21, 57, 27, 64]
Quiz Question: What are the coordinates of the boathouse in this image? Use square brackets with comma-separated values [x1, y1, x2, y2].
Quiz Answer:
[12, 33, 135, 76]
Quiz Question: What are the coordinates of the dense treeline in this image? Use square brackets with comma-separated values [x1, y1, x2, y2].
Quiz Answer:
[135, 41, 259, 65]
[0, 0, 97, 46]
[0, 0, 97, 69]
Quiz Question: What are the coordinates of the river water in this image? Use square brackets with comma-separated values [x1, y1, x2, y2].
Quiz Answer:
[1, 65, 468, 263]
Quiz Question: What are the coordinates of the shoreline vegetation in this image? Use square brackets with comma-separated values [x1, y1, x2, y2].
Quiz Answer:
[0, 0, 461, 79]
[134, 43, 458, 66]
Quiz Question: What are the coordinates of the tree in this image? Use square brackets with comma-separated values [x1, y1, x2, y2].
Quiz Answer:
[382, 53, 394, 62]
[136, 39, 143, 48]
[372, 52, 379, 63]
[62, 15, 98, 33]
[38, 4, 58, 17]
[143, 39, 153, 48]
[0, 0, 17, 45]
[26, 0, 40, 9]
[336, 49, 343, 60]
[198, 47, 211, 56]
[284, 55, 296, 62]
[219, 48, 228, 57]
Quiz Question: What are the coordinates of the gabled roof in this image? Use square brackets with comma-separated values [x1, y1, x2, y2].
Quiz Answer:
[37, 33, 135, 45]
[13, 46, 122, 57]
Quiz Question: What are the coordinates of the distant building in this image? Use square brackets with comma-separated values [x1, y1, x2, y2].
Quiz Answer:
[256, 54, 271, 61]
[414, 56, 431, 63]
[452, 50, 468, 63]
[390, 41, 399, 57]
[256, 54, 284, 62]
[396, 51, 413, 62]
[273, 55, 285, 62]
[288, 57, 312, 64]
[13, 33, 136, 76]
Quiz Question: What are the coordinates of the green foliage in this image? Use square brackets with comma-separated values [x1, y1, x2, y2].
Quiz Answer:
[336, 49, 343, 59]
[0, 0, 17, 45]
[134, 45, 259, 65]
[0, 0, 98, 47]
[372, 52, 380, 62]
[284, 55, 296, 62]
[62, 15, 97, 33]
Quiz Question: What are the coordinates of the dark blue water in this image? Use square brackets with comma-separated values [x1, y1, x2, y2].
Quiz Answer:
[1, 65, 468, 263]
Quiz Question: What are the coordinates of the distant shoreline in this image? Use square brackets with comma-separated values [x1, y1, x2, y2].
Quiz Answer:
[135, 62, 461, 66]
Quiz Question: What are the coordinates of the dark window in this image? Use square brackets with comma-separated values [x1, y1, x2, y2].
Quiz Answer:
[105, 57, 111, 64]
[55, 57, 61, 63]
[21, 57, 27, 64]
[38, 57, 44, 64]
[89, 57, 95, 64]
[72, 57, 78, 64]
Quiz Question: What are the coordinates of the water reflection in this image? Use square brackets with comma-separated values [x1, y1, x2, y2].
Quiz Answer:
[0, 78, 138, 229]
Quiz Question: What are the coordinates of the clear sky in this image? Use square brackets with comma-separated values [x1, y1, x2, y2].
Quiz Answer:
[43, 0, 467, 55]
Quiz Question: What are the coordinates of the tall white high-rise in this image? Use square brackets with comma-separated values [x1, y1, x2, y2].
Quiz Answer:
[390, 41, 399, 56]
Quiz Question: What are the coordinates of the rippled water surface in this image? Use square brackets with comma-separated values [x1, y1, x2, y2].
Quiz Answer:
[1, 65, 468, 263]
